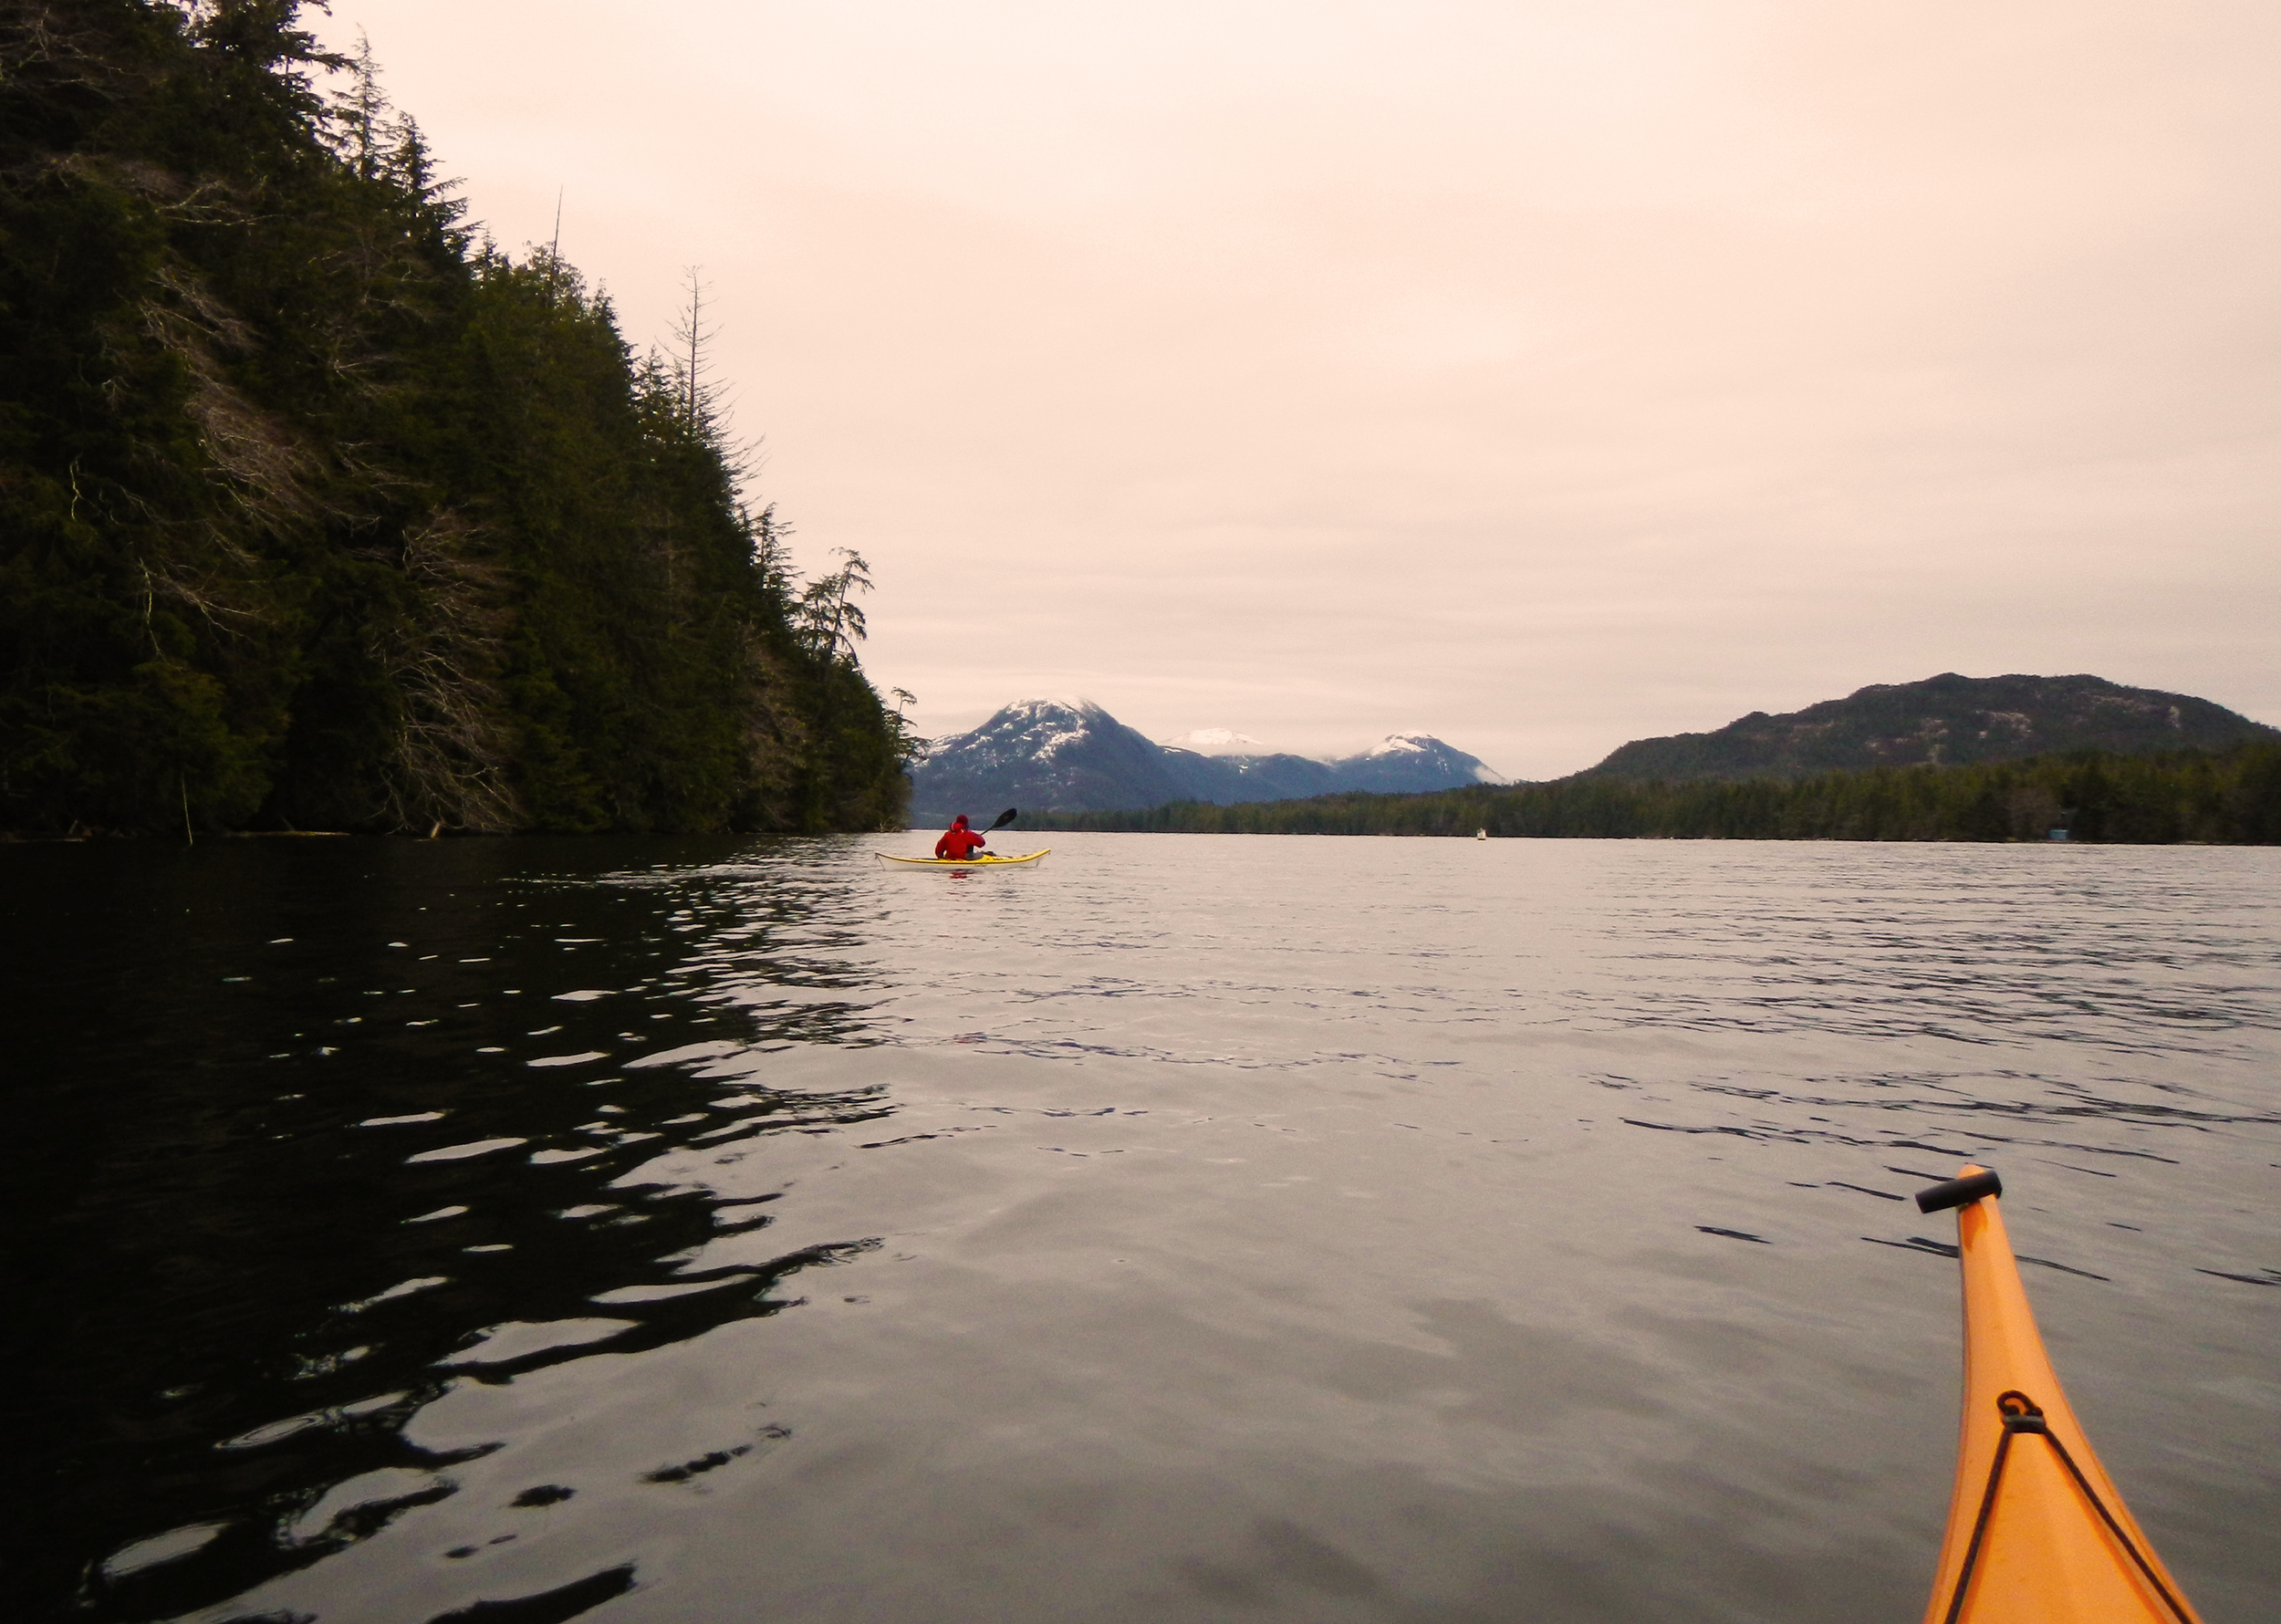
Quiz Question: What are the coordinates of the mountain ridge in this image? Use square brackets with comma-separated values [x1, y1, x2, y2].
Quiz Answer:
[909, 675, 2276, 824]
[910, 700, 1505, 818]
[1580, 672, 2279, 782]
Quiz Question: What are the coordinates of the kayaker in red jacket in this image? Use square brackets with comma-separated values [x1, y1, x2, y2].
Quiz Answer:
[934, 815, 989, 859]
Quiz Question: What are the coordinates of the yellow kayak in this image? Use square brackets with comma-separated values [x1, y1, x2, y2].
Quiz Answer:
[876, 849, 1049, 869]
[1914, 1166, 2201, 1624]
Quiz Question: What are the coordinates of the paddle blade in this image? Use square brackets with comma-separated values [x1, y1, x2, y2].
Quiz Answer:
[990, 807, 1017, 830]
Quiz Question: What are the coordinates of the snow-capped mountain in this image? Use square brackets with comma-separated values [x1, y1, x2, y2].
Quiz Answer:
[910, 700, 1507, 819]
[1159, 727, 1275, 757]
[1340, 732, 1512, 792]
[911, 698, 1189, 817]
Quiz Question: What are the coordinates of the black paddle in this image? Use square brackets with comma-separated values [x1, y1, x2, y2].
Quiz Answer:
[935, 807, 1016, 862]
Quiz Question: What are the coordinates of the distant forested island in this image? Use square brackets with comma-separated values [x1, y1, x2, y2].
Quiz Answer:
[1, 2, 913, 837]
[1030, 744, 2281, 843]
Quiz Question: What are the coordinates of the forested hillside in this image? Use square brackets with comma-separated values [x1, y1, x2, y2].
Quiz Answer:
[1582, 672, 2278, 781]
[1, 0, 912, 836]
[1032, 744, 2281, 843]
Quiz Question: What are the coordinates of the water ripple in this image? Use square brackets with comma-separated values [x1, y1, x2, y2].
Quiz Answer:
[7, 834, 2277, 1623]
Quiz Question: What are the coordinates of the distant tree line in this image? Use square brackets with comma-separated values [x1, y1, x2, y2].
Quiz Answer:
[1, 1, 914, 836]
[1027, 745, 2281, 844]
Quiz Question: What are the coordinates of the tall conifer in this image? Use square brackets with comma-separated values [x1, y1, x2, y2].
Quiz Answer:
[0, 0, 910, 835]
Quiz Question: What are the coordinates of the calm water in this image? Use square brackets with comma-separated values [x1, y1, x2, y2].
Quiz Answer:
[7, 834, 2278, 1623]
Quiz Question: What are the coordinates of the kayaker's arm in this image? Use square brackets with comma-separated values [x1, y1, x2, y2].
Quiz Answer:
[969, 807, 1017, 853]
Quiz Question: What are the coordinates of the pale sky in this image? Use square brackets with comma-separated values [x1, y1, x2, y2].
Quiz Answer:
[313, 2, 2281, 779]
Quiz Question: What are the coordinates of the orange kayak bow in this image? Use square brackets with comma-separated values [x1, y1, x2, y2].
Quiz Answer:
[1914, 1166, 2201, 1624]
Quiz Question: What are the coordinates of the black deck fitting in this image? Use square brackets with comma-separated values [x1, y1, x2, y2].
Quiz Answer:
[1915, 1169, 2003, 1213]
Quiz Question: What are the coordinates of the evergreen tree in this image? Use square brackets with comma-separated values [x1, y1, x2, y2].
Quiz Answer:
[0, 0, 910, 835]
[1029, 744, 2281, 845]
